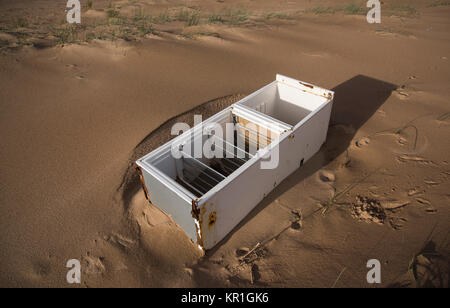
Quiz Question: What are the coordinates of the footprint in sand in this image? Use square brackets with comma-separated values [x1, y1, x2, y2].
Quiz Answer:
[143, 203, 171, 227]
[184, 267, 194, 277]
[415, 197, 432, 206]
[355, 137, 370, 148]
[318, 170, 336, 182]
[397, 155, 437, 166]
[395, 90, 409, 100]
[388, 217, 408, 230]
[289, 209, 303, 231]
[397, 136, 409, 146]
[235, 247, 250, 257]
[408, 187, 424, 197]
[369, 185, 381, 198]
[105, 232, 136, 249]
[65, 64, 86, 80]
[31, 260, 52, 278]
[377, 109, 387, 117]
[424, 179, 440, 186]
[83, 255, 106, 274]
[415, 197, 438, 214]
[425, 208, 438, 214]
[381, 200, 410, 211]
[290, 221, 302, 230]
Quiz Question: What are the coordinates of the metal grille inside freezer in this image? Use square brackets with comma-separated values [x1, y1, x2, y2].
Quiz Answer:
[173, 112, 279, 198]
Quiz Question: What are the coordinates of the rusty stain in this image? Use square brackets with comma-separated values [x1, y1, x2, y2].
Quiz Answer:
[199, 206, 207, 222]
[197, 205, 209, 248]
[191, 200, 200, 220]
[299, 81, 314, 89]
[194, 222, 204, 248]
[208, 211, 217, 228]
[136, 166, 151, 203]
[191, 200, 204, 248]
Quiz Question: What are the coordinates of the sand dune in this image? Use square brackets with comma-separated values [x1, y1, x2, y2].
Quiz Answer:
[0, 0, 449, 287]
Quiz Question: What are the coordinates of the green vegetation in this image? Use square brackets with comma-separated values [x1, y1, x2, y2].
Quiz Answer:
[53, 25, 78, 44]
[132, 8, 148, 22]
[344, 3, 365, 15]
[155, 12, 172, 23]
[12, 17, 28, 28]
[303, 3, 419, 18]
[176, 9, 190, 22]
[427, 1, 450, 7]
[185, 11, 200, 27]
[107, 8, 120, 19]
[387, 4, 418, 16]
[137, 22, 156, 36]
[179, 31, 220, 39]
[1, 1, 427, 49]
[304, 6, 339, 15]
[228, 9, 249, 25]
[208, 14, 225, 23]
[264, 12, 291, 19]
[304, 3, 364, 15]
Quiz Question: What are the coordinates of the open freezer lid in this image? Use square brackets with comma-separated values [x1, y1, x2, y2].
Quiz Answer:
[235, 74, 334, 127]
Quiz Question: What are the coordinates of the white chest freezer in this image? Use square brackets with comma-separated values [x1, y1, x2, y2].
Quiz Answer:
[136, 75, 334, 250]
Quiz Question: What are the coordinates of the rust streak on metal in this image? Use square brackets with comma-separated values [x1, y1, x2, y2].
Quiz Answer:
[208, 211, 217, 228]
[136, 166, 151, 203]
[299, 81, 314, 89]
[191, 200, 204, 248]
[191, 200, 200, 220]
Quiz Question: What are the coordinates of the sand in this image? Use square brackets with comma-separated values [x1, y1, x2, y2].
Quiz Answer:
[0, 0, 449, 287]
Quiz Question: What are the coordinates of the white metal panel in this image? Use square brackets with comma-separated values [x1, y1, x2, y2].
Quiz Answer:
[232, 105, 292, 132]
[197, 145, 285, 249]
[291, 101, 333, 162]
[138, 164, 198, 241]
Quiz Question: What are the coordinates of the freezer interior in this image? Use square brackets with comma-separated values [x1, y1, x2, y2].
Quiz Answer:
[141, 109, 283, 199]
[237, 79, 329, 126]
